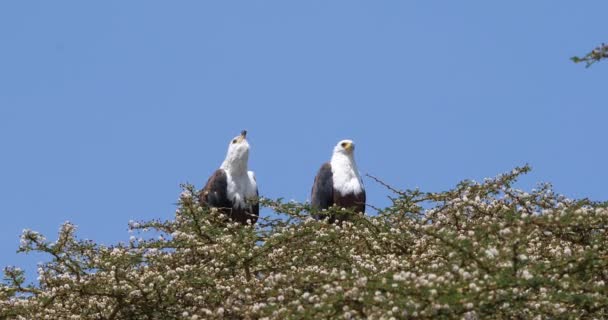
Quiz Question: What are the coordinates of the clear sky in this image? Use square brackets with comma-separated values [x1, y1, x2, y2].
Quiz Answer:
[1, 1, 607, 280]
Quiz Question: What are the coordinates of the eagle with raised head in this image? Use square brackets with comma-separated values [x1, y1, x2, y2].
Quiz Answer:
[200, 130, 259, 224]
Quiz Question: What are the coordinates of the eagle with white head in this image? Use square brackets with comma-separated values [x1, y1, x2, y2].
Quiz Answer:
[311, 139, 366, 222]
[199, 130, 259, 224]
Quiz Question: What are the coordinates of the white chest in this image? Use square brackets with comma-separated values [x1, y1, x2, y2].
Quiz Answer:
[225, 171, 257, 208]
[331, 159, 364, 196]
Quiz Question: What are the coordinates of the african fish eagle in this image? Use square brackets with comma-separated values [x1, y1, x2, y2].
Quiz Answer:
[311, 139, 366, 222]
[199, 130, 259, 224]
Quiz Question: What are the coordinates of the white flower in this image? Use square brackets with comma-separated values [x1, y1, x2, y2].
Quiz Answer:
[485, 247, 499, 258]
[521, 269, 533, 280]
[180, 190, 192, 199]
[356, 277, 368, 287]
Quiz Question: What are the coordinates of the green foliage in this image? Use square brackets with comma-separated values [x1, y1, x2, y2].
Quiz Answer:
[1, 166, 608, 319]
[572, 43, 608, 67]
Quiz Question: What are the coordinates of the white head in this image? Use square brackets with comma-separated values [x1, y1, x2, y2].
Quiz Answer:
[220, 130, 250, 174]
[332, 139, 356, 159]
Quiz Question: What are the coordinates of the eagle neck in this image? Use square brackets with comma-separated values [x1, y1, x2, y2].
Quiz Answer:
[220, 155, 249, 177]
[331, 152, 359, 172]
[330, 152, 363, 195]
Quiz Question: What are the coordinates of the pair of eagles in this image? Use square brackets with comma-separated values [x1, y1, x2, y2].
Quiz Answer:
[199, 131, 366, 225]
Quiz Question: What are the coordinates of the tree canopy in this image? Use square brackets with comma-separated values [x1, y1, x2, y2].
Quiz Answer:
[2, 166, 607, 319]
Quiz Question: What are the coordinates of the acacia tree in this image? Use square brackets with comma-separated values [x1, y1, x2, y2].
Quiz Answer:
[572, 43, 608, 67]
[1, 166, 607, 319]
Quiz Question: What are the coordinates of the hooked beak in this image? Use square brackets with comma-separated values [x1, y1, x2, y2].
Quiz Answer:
[237, 130, 247, 143]
[344, 142, 354, 153]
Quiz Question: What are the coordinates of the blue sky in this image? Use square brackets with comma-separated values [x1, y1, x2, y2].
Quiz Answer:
[1, 1, 607, 280]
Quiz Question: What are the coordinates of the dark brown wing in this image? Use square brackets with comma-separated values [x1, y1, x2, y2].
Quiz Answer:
[199, 169, 232, 209]
[357, 189, 366, 214]
[311, 163, 334, 220]
[311, 163, 334, 210]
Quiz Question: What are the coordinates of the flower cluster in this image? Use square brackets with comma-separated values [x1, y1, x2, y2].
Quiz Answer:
[1, 166, 607, 319]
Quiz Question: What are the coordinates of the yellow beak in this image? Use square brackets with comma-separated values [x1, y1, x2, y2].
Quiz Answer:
[344, 142, 353, 152]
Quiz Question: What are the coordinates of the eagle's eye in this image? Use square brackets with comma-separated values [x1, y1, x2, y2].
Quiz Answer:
[341, 142, 347, 148]
[232, 139, 238, 144]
